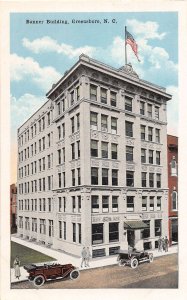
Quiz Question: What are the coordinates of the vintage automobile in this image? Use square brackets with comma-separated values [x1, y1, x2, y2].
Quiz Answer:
[24, 263, 80, 287]
[117, 249, 154, 269]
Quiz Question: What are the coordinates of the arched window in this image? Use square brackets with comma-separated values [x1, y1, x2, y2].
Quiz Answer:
[172, 190, 178, 211]
[171, 156, 177, 176]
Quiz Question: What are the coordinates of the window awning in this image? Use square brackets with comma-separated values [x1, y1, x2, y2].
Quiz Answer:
[124, 220, 149, 230]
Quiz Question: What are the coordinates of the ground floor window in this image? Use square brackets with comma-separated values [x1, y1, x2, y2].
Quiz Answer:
[92, 248, 106, 258]
[73, 223, 76, 242]
[109, 222, 119, 242]
[92, 223, 104, 245]
[39, 219, 46, 234]
[59, 221, 62, 239]
[141, 220, 150, 238]
[49, 220, 54, 237]
[144, 241, 152, 250]
[109, 246, 120, 256]
[78, 223, 81, 244]
[155, 219, 162, 236]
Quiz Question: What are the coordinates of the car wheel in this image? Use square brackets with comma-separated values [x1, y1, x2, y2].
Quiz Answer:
[149, 254, 154, 263]
[33, 275, 45, 287]
[130, 258, 138, 269]
[118, 260, 124, 267]
[70, 269, 80, 280]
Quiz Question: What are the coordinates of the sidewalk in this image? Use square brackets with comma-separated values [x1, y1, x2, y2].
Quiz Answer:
[11, 236, 178, 284]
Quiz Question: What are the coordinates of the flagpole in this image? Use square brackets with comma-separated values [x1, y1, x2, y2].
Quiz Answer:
[125, 26, 127, 65]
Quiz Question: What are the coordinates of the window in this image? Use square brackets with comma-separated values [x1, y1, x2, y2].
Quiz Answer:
[42, 117, 45, 130]
[39, 219, 46, 234]
[92, 223, 103, 245]
[62, 123, 65, 138]
[72, 196, 76, 212]
[42, 137, 45, 150]
[59, 197, 62, 212]
[90, 112, 98, 130]
[148, 127, 153, 142]
[62, 98, 65, 112]
[141, 125, 146, 140]
[155, 106, 159, 120]
[126, 171, 134, 187]
[111, 143, 117, 159]
[78, 223, 81, 244]
[92, 195, 99, 213]
[63, 197, 66, 212]
[112, 169, 118, 186]
[125, 121, 133, 137]
[147, 104, 152, 118]
[141, 149, 146, 163]
[58, 149, 61, 165]
[91, 140, 98, 157]
[47, 112, 50, 125]
[150, 196, 154, 211]
[32, 218, 37, 232]
[110, 91, 117, 107]
[149, 173, 154, 187]
[77, 113, 80, 131]
[90, 85, 97, 101]
[142, 196, 147, 211]
[77, 168, 81, 185]
[141, 172, 147, 187]
[127, 196, 134, 212]
[59, 221, 62, 239]
[101, 88, 107, 104]
[42, 157, 45, 170]
[157, 196, 161, 211]
[62, 148, 65, 163]
[101, 142, 108, 158]
[63, 222, 66, 240]
[149, 150, 153, 164]
[39, 179, 42, 191]
[77, 141, 80, 158]
[102, 168, 108, 185]
[70, 90, 74, 105]
[140, 101, 145, 115]
[155, 129, 160, 143]
[109, 222, 119, 242]
[77, 86, 80, 101]
[101, 114, 108, 132]
[78, 196, 81, 212]
[91, 168, 98, 185]
[126, 146, 133, 161]
[72, 169, 75, 186]
[125, 96, 132, 112]
[48, 176, 51, 190]
[171, 156, 177, 176]
[58, 173, 62, 188]
[102, 196, 109, 212]
[156, 151, 161, 165]
[48, 155, 51, 169]
[172, 191, 178, 210]
[49, 220, 53, 237]
[43, 178, 45, 191]
[48, 133, 51, 148]
[155, 219, 162, 236]
[72, 223, 76, 242]
[71, 117, 75, 134]
[63, 172, 66, 187]
[57, 102, 61, 115]
[34, 124, 37, 135]
[39, 140, 41, 152]
[71, 143, 75, 160]
[57, 126, 61, 140]
[111, 117, 117, 134]
[39, 119, 41, 132]
[156, 174, 161, 188]
[112, 196, 118, 212]
[141, 220, 150, 238]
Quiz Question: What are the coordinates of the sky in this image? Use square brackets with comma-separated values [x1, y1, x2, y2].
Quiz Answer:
[10, 12, 178, 183]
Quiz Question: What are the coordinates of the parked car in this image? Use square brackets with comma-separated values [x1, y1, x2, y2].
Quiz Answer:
[117, 250, 153, 269]
[24, 263, 80, 287]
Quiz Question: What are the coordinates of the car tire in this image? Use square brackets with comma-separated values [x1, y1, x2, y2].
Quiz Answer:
[149, 254, 154, 263]
[130, 258, 138, 269]
[118, 260, 125, 267]
[70, 269, 80, 280]
[33, 275, 45, 287]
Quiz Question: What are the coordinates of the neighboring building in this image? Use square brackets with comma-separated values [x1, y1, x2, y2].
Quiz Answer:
[17, 54, 172, 258]
[10, 184, 17, 231]
[167, 135, 178, 245]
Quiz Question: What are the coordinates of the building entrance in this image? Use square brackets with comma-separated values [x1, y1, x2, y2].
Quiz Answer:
[127, 230, 135, 247]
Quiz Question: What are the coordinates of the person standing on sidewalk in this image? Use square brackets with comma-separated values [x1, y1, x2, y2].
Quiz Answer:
[86, 247, 91, 267]
[158, 236, 162, 252]
[162, 237, 166, 251]
[13, 256, 21, 280]
[81, 247, 87, 268]
[164, 236, 169, 252]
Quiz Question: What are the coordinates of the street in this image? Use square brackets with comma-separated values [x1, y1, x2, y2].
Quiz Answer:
[11, 253, 178, 289]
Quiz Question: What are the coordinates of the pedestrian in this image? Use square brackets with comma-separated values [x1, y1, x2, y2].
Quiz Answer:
[13, 256, 21, 279]
[158, 236, 162, 252]
[164, 236, 169, 252]
[86, 247, 91, 267]
[81, 247, 87, 268]
[162, 237, 166, 251]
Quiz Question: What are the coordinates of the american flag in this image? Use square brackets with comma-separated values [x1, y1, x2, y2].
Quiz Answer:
[126, 30, 140, 62]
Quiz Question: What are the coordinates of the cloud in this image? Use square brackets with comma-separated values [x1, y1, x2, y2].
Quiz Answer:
[22, 36, 96, 58]
[126, 19, 166, 40]
[11, 93, 46, 138]
[10, 53, 61, 90]
[166, 85, 178, 136]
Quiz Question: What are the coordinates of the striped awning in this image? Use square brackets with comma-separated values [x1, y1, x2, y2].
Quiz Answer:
[124, 220, 149, 230]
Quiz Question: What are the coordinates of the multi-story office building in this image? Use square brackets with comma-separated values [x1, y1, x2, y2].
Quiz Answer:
[17, 54, 171, 257]
[167, 135, 178, 245]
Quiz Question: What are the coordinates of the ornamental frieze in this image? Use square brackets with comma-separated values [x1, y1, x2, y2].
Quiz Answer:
[156, 168, 162, 173]
[91, 159, 100, 167]
[126, 164, 135, 170]
[141, 165, 147, 171]
[71, 162, 75, 169]
[101, 133, 109, 141]
[148, 143, 154, 149]
[126, 138, 134, 146]
[76, 160, 81, 167]
[149, 166, 155, 172]
[111, 135, 118, 143]
[91, 131, 99, 139]
[112, 162, 119, 168]
[102, 161, 109, 168]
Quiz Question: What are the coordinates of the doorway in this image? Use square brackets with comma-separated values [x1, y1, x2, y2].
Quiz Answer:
[127, 230, 135, 247]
